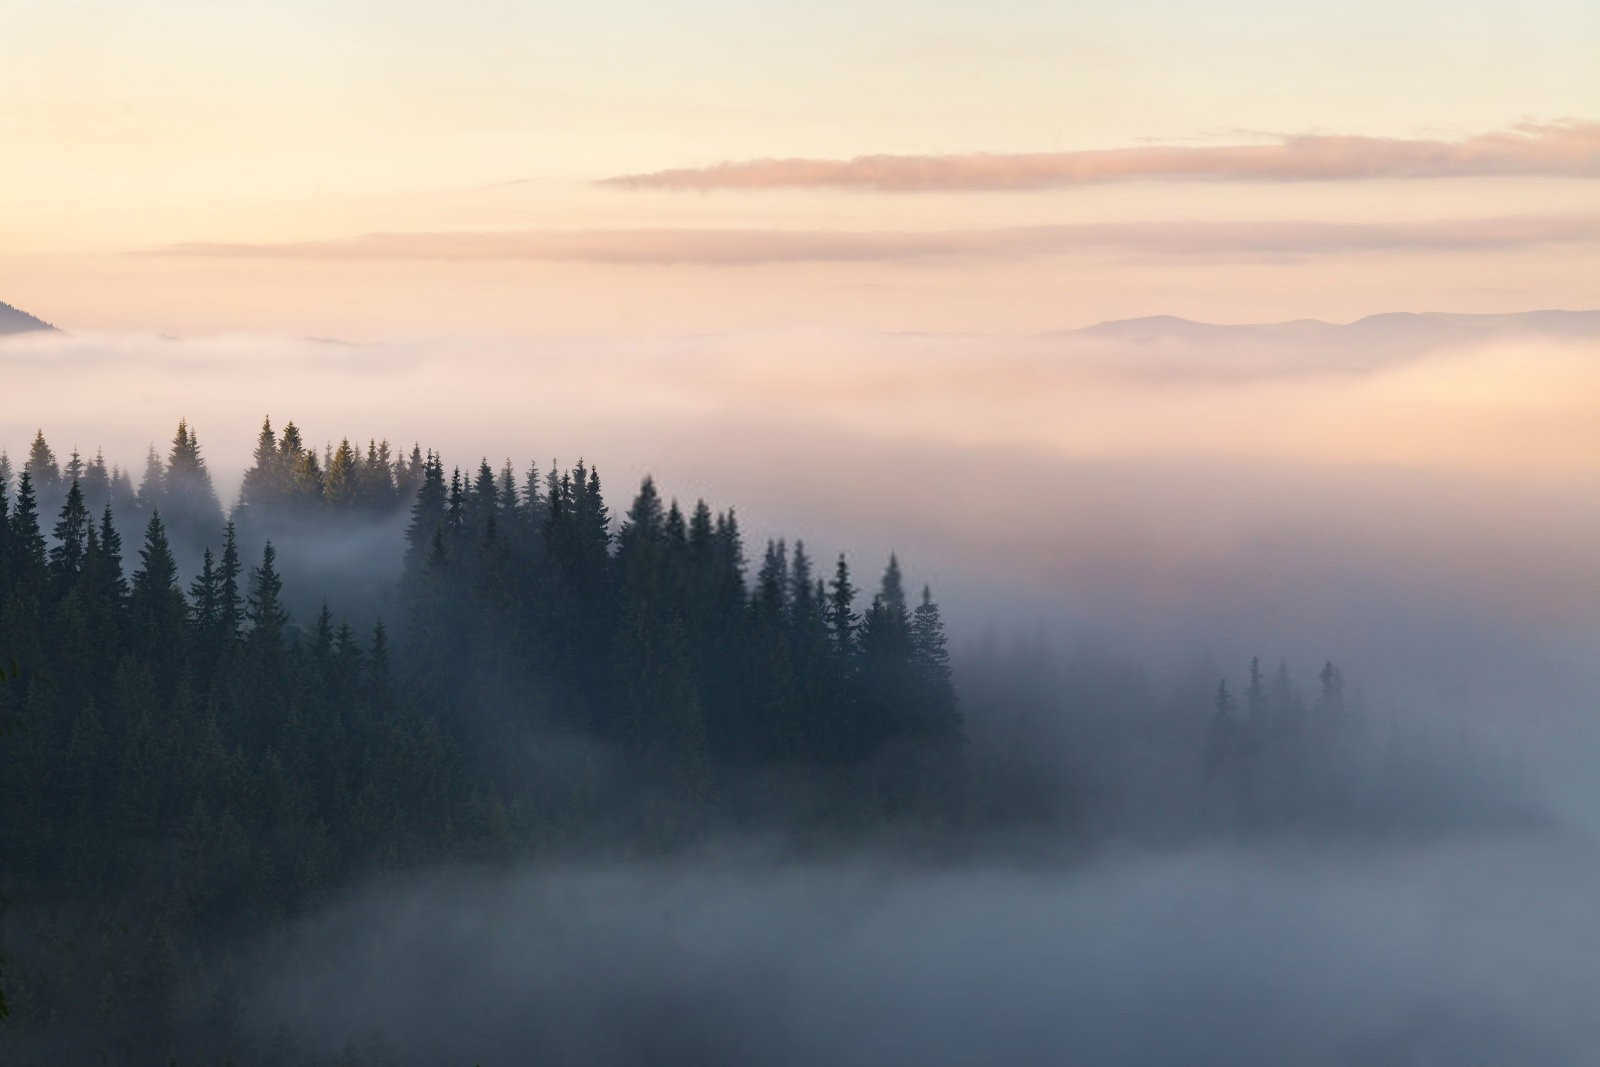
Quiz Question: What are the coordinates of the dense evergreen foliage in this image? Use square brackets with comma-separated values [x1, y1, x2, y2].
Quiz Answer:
[0, 420, 1522, 1064]
[0, 420, 965, 1063]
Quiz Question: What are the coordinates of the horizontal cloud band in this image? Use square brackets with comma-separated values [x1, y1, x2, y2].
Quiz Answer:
[600, 121, 1600, 191]
[156, 215, 1600, 265]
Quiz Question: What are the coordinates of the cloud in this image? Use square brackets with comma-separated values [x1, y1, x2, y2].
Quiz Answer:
[152, 214, 1600, 265]
[600, 121, 1600, 191]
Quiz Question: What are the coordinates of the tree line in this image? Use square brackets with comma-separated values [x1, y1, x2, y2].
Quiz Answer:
[3, 417, 1508, 1064]
[0, 417, 961, 1060]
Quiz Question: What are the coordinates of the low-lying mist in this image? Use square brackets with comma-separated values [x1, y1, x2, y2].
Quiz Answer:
[5, 322, 1595, 788]
[245, 836, 1600, 1066]
[5, 316, 1598, 1063]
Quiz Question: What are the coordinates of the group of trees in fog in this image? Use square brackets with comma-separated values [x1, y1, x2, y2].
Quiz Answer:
[394, 447, 959, 804]
[0, 417, 1519, 1064]
[0, 418, 961, 1061]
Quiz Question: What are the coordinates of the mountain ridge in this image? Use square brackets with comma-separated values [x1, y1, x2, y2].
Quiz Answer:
[0, 300, 56, 335]
[1074, 308, 1600, 337]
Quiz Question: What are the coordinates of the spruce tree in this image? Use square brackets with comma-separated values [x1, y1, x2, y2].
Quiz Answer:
[0, 467, 11, 581]
[83, 448, 111, 512]
[129, 511, 188, 688]
[9, 470, 47, 586]
[95, 505, 128, 607]
[240, 415, 281, 514]
[136, 446, 165, 511]
[25, 429, 60, 493]
[219, 521, 244, 643]
[910, 585, 958, 736]
[755, 539, 788, 619]
[189, 548, 222, 648]
[325, 438, 360, 509]
[48, 479, 90, 586]
[247, 542, 289, 644]
[828, 553, 858, 658]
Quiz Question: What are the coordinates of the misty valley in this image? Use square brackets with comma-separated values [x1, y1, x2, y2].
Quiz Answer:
[0, 416, 1572, 1065]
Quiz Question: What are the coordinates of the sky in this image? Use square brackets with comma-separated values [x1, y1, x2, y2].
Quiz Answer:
[2, 0, 1597, 335]
[2, 0, 1598, 712]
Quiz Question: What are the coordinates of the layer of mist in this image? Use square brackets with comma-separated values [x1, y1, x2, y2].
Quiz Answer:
[244, 837, 1600, 1066]
[3, 311, 1597, 1063]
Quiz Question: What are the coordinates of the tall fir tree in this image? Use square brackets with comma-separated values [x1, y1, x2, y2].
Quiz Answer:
[48, 479, 90, 587]
[25, 429, 60, 494]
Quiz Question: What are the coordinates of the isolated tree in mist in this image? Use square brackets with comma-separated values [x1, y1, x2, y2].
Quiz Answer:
[911, 585, 957, 734]
[81, 449, 111, 514]
[238, 415, 283, 515]
[25, 430, 59, 494]
[1205, 680, 1236, 781]
[136, 445, 164, 511]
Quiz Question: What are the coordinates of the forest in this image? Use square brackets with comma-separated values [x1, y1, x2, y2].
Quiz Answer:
[0, 419, 1533, 1064]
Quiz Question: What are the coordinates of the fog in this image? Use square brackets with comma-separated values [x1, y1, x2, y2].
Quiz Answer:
[245, 838, 1600, 1065]
[4, 317, 1595, 734]
[5, 313, 1599, 1062]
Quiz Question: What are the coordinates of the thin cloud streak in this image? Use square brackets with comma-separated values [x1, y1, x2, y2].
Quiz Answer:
[601, 121, 1600, 191]
[153, 215, 1600, 266]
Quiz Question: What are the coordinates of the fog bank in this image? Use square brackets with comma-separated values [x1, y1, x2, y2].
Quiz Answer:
[246, 835, 1600, 1065]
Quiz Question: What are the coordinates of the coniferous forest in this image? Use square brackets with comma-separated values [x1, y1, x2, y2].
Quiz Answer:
[0, 419, 1536, 1064]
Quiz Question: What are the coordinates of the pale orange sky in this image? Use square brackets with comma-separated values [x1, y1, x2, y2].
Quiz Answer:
[3, 0, 1598, 335]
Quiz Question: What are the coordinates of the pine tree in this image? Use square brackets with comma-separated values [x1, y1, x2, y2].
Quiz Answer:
[95, 505, 128, 607]
[240, 415, 281, 514]
[247, 542, 289, 644]
[129, 511, 188, 687]
[324, 438, 362, 509]
[910, 585, 958, 736]
[25, 429, 60, 493]
[1205, 679, 1236, 781]
[161, 419, 225, 551]
[218, 521, 244, 643]
[879, 553, 907, 621]
[523, 460, 549, 536]
[49, 479, 90, 586]
[755, 539, 788, 619]
[0, 466, 11, 581]
[827, 554, 858, 658]
[189, 548, 221, 639]
[362, 440, 396, 512]
[82, 449, 111, 512]
[137, 446, 165, 511]
[108, 463, 136, 517]
[497, 459, 520, 526]
[9, 470, 47, 586]
[404, 451, 447, 568]
[789, 540, 816, 630]
[446, 468, 464, 534]
[131, 512, 180, 612]
[621, 476, 664, 544]
[1317, 661, 1345, 717]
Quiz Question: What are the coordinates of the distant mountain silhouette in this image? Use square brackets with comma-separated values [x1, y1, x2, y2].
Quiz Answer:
[1062, 308, 1600, 380]
[1074, 308, 1600, 345]
[0, 301, 55, 335]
